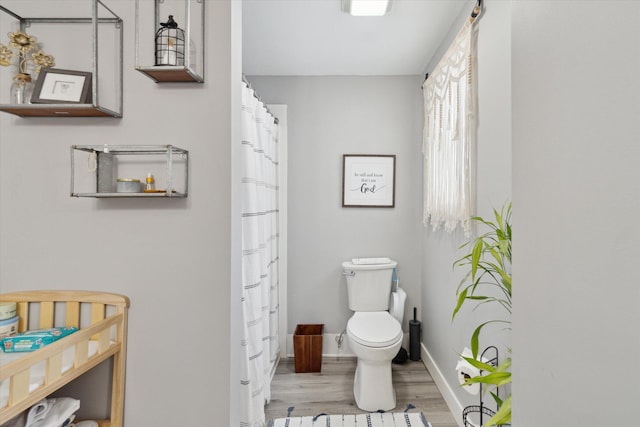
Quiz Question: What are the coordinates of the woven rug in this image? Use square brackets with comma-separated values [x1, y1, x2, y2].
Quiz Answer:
[268, 412, 431, 427]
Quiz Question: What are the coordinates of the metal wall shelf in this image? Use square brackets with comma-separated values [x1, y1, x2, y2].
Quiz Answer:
[71, 145, 189, 198]
[0, 104, 119, 118]
[135, 0, 205, 84]
[72, 191, 185, 198]
[135, 66, 202, 83]
[0, 1, 123, 117]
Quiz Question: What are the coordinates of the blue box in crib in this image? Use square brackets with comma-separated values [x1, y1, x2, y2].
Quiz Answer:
[1, 327, 78, 353]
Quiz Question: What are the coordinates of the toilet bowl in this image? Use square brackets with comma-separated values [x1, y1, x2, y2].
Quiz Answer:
[347, 311, 403, 411]
[342, 259, 404, 411]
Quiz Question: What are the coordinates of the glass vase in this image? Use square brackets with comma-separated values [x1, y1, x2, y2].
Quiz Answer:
[11, 73, 35, 104]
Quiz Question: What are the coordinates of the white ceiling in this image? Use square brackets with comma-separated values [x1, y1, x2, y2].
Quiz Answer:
[242, 0, 469, 76]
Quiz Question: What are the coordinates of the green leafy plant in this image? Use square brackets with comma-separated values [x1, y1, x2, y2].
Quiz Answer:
[453, 202, 512, 426]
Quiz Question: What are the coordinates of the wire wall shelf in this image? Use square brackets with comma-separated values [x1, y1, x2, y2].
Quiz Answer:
[71, 144, 189, 198]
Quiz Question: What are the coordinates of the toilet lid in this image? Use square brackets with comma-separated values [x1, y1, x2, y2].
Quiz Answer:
[347, 312, 402, 348]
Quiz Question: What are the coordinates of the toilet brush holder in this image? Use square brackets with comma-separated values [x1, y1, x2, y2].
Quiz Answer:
[409, 307, 421, 361]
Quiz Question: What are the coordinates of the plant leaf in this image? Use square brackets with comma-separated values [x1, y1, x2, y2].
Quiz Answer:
[490, 391, 503, 407]
[496, 356, 512, 372]
[471, 323, 481, 358]
[470, 321, 490, 358]
[452, 288, 468, 321]
[470, 239, 483, 281]
[464, 371, 511, 387]
[466, 296, 489, 301]
[483, 394, 511, 426]
[461, 356, 496, 373]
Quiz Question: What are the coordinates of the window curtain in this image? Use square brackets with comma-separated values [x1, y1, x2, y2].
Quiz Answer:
[240, 82, 280, 427]
[422, 18, 478, 236]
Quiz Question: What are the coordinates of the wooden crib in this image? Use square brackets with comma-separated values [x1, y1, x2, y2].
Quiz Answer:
[0, 290, 129, 427]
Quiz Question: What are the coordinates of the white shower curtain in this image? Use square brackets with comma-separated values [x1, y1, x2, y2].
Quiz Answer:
[239, 82, 280, 427]
[422, 17, 478, 236]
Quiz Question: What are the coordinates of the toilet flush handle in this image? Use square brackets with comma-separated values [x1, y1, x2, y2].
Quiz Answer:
[342, 270, 355, 276]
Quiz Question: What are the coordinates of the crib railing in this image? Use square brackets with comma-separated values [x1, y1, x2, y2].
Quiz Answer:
[0, 290, 129, 426]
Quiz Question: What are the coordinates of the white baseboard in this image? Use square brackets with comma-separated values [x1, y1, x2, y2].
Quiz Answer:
[285, 333, 356, 358]
[285, 332, 416, 358]
[421, 343, 464, 427]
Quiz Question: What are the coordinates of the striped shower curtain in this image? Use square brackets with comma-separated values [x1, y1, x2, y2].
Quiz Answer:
[239, 82, 280, 427]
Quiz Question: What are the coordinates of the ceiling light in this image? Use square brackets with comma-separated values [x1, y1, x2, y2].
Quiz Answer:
[342, 0, 392, 17]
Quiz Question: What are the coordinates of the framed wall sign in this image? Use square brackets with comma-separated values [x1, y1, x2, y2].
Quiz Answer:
[342, 154, 396, 208]
[31, 68, 92, 104]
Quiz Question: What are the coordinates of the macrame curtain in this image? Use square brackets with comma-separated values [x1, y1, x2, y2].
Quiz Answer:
[240, 82, 280, 427]
[422, 16, 479, 236]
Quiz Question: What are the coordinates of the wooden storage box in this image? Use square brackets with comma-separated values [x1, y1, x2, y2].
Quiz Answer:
[293, 324, 324, 373]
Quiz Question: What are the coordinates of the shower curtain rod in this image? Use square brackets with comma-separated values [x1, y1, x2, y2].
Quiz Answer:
[471, 0, 482, 22]
[423, 0, 483, 84]
[242, 74, 279, 125]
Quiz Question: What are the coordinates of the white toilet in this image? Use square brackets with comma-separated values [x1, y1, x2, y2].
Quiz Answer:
[342, 258, 403, 411]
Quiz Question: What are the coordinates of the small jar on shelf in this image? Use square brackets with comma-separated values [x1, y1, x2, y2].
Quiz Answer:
[145, 173, 156, 192]
[10, 73, 35, 104]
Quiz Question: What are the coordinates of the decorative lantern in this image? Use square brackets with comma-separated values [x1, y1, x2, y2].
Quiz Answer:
[155, 15, 185, 66]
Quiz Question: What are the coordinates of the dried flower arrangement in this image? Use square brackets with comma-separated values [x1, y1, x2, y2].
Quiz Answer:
[0, 30, 55, 76]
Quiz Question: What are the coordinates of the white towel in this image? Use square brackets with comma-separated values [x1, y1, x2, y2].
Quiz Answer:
[389, 287, 407, 325]
[26, 397, 79, 427]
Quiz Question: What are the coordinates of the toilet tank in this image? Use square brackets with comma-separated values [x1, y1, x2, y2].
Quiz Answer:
[342, 260, 397, 311]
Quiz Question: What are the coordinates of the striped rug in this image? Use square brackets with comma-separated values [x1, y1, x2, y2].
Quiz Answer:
[268, 412, 431, 427]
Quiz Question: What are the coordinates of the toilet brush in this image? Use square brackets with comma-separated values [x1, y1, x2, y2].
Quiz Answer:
[409, 307, 421, 361]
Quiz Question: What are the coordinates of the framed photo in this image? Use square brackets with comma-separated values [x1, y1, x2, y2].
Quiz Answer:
[31, 68, 92, 104]
[342, 154, 396, 208]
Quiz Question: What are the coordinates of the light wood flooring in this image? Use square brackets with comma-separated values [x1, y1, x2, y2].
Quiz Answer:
[265, 357, 457, 427]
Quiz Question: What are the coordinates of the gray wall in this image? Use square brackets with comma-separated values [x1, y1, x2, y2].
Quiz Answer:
[0, 1, 240, 425]
[420, 0, 512, 414]
[247, 76, 424, 335]
[512, 1, 640, 425]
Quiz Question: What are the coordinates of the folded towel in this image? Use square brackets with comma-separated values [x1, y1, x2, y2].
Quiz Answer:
[351, 257, 392, 265]
[26, 397, 79, 427]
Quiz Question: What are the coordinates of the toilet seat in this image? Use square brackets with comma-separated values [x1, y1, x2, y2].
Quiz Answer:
[347, 312, 402, 348]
